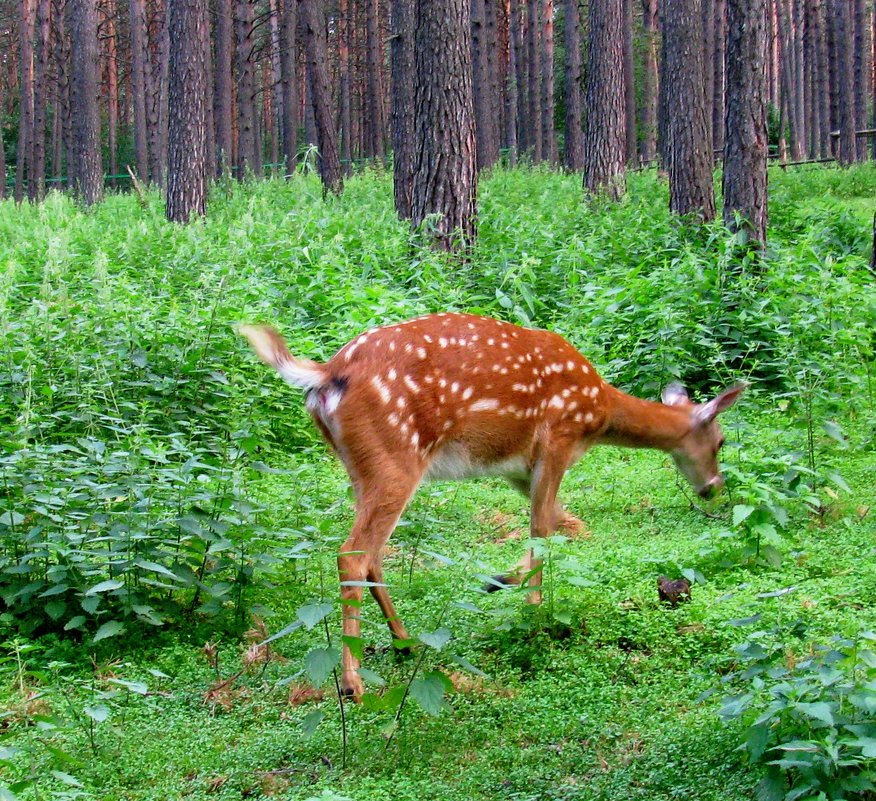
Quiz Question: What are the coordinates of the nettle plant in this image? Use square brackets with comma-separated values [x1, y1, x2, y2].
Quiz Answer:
[720, 627, 876, 801]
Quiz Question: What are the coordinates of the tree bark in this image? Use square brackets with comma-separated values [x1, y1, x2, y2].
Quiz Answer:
[563, 0, 584, 170]
[506, 0, 520, 165]
[212, 0, 233, 172]
[623, 0, 637, 163]
[146, 0, 169, 185]
[813, 0, 830, 157]
[411, 0, 478, 250]
[235, 0, 261, 177]
[279, 0, 298, 174]
[364, 0, 385, 157]
[0, 66, 6, 199]
[338, 0, 352, 173]
[662, 0, 715, 220]
[30, 0, 52, 200]
[103, 0, 119, 188]
[68, 0, 102, 204]
[472, 0, 489, 169]
[540, 0, 556, 162]
[165, 0, 209, 222]
[583, 0, 626, 198]
[852, 0, 868, 160]
[712, 0, 725, 156]
[301, 0, 343, 193]
[391, 0, 415, 215]
[526, 0, 542, 159]
[16, 0, 36, 203]
[723, 0, 768, 248]
[830, 0, 856, 164]
[702, 0, 714, 158]
[511, 0, 526, 157]
[640, 0, 658, 163]
[130, 0, 150, 180]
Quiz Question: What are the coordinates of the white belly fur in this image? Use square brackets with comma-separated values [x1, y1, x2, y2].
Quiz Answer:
[425, 442, 529, 482]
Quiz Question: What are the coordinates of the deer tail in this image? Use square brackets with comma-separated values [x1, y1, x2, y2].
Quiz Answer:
[237, 325, 327, 390]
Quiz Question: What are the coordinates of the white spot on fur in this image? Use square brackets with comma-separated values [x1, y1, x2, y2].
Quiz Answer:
[566, 360, 576, 371]
[417, 347, 427, 359]
[584, 412, 594, 423]
[372, 376, 391, 404]
[404, 343, 413, 354]
[451, 382, 460, 394]
[389, 412, 400, 426]
[411, 431, 420, 448]
[396, 396, 406, 409]
[462, 386, 474, 400]
[469, 398, 499, 412]
[404, 376, 421, 393]
[388, 368, 397, 381]
[439, 337, 448, 347]
[549, 395, 564, 409]
[424, 334, 433, 343]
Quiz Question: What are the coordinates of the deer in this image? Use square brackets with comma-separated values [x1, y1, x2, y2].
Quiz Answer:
[239, 313, 744, 700]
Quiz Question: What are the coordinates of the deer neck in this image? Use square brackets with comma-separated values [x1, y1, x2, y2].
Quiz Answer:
[598, 385, 692, 452]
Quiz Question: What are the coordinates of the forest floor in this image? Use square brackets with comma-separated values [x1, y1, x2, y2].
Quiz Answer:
[0, 164, 874, 801]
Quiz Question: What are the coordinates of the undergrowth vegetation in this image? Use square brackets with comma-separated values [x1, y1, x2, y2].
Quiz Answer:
[0, 164, 874, 800]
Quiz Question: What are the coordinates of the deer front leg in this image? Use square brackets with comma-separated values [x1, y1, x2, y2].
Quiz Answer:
[507, 476, 585, 537]
[525, 447, 575, 605]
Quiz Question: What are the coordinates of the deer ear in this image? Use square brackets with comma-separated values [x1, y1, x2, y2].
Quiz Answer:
[661, 382, 689, 407]
[694, 382, 747, 425]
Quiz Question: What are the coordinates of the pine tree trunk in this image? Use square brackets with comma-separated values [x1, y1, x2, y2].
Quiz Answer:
[723, 0, 768, 248]
[411, 0, 478, 250]
[511, 0, 526, 156]
[540, 0, 556, 162]
[130, 0, 150, 180]
[279, 0, 298, 174]
[365, 0, 385, 157]
[68, 0, 102, 204]
[485, 0, 502, 163]
[583, 0, 626, 198]
[472, 0, 489, 169]
[663, 0, 716, 219]
[212, 0, 233, 172]
[267, 0, 282, 171]
[338, 0, 352, 173]
[563, 0, 584, 170]
[0, 68, 6, 198]
[702, 0, 715, 158]
[165, 0, 209, 222]
[391, 0, 415, 215]
[30, 0, 51, 200]
[301, 0, 343, 193]
[147, 0, 169, 185]
[623, 0, 637, 163]
[52, 0, 72, 179]
[235, 0, 261, 177]
[814, 0, 830, 157]
[852, 0, 868, 160]
[16, 0, 36, 203]
[102, 0, 119, 189]
[830, 0, 856, 164]
[640, 0, 658, 163]
[526, 0, 542, 160]
[712, 0, 725, 156]
[506, 0, 520, 165]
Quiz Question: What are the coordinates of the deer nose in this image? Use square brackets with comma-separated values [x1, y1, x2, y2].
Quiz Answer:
[698, 477, 724, 499]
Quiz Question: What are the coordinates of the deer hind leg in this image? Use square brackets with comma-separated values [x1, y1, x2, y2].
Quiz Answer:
[337, 471, 420, 700]
[368, 556, 411, 648]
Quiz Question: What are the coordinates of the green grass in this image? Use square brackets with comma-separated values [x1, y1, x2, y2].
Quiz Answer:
[0, 164, 875, 800]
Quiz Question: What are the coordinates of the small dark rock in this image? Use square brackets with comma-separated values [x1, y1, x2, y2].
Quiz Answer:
[658, 575, 691, 607]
